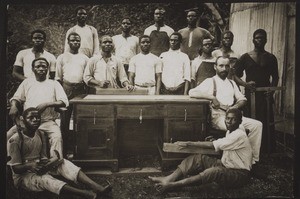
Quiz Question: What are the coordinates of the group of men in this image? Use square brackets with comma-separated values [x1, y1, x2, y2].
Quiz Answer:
[7, 5, 279, 198]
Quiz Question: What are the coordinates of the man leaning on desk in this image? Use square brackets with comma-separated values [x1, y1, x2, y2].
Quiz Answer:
[83, 35, 134, 92]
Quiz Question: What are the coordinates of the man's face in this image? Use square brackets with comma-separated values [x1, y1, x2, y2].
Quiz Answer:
[100, 36, 113, 52]
[187, 11, 197, 26]
[121, 19, 131, 33]
[202, 39, 213, 54]
[222, 33, 233, 48]
[154, 9, 164, 23]
[170, 35, 181, 50]
[23, 110, 41, 131]
[76, 9, 87, 23]
[225, 112, 241, 131]
[214, 57, 230, 80]
[140, 37, 151, 53]
[68, 35, 81, 51]
[32, 33, 45, 48]
[32, 60, 48, 80]
[253, 33, 267, 48]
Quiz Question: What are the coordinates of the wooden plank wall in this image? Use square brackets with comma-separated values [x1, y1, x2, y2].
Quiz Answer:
[229, 2, 295, 118]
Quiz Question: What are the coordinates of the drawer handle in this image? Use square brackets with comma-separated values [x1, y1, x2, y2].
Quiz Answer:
[107, 138, 111, 142]
[184, 108, 187, 122]
[170, 138, 173, 143]
[93, 109, 96, 124]
[139, 109, 143, 124]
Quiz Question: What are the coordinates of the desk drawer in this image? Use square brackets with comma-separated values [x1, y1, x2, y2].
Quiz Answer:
[167, 105, 205, 118]
[75, 105, 114, 118]
[117, 105, 165, 119]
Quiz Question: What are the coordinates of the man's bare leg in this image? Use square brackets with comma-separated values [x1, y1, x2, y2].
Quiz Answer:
[155, 173, 203, 193]
[77, 170, 112, 194]
[149, 168, 183, 184]
[60, 184, 97, 199]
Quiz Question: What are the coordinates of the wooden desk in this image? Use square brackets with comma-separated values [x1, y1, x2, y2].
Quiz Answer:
[70, 95, 210, 171]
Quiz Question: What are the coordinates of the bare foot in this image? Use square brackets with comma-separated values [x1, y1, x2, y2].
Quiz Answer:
[85, 190, 97, 199]
[148, 176, 169, 184]
[155, 182, 173, 193]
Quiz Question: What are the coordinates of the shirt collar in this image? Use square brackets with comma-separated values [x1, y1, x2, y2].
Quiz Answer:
[168, 49, 181, 53]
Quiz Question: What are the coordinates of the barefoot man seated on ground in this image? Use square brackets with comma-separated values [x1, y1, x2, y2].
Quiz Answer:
[149, 108, 253, 193]
[7, 107, 112, 199]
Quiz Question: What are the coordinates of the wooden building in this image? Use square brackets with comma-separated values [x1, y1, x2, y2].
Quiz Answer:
[229, 2, 295, 154]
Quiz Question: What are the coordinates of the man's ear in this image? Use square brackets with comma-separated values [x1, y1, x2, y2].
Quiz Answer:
[214, 64, 217, 70]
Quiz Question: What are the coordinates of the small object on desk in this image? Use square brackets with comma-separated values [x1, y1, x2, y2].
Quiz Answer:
[163, 142, 220, 155]
[91, 87, 149, 95]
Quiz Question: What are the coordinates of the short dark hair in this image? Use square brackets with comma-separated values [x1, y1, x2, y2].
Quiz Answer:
[226, 108, 242, 122]
[22, 107, 40, 118]
[155, 7, 165, 14]
[197, 38, 213, 54]
[100, 35, 112, 43]
[222, 30, 234, 39]
[67, 32, 80, 41]
[122, 17, 131, 23]
[215, 55, 230, 65]
[170, 32, 182, 43]
[186, 9, 199, 16]
[139, 35, 151, 43]
[31, 29, 46, 40]
[253, 29, 267, 38]
[75, 6, 86, 15]
[31, 57, 49, 68]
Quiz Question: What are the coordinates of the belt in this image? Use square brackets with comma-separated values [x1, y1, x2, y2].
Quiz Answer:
[63, 81, 85, 88]
[135, 83, 155, 88]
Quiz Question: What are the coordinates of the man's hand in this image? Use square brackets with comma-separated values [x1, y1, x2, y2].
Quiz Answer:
[98, 80, 110, 88]
[9, 105, 20, 121]
[125, 84, 135, 92]
[174, 141, 190, 150]
[28, 161, 45, 174]
[211, 97, 220, 109]
[205, 135, 216, 142]
[36, 103, 49, 114]
[245, 81, 256, 92]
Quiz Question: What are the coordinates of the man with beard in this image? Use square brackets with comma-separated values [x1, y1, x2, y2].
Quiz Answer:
[12, 29, 56, 81]
[179, 9, 214, 60]
[191, 38, 215, 88]
[235, 29, 279, 153]
[128, 35, 162, 95]
[64, 6, 100, 58]
[112, 17, 139, 75]
[8, 58, 69, 158]
[7, 107, 112, 199]
[149, 108, 252, 193]
[212, 31, 253, 89]
[56, 32, 89, 151]
[160, 32, 190, 95]
[144, 7, 174, 57]
[83, 35, 134, 91]
[189, 56, 262, 166]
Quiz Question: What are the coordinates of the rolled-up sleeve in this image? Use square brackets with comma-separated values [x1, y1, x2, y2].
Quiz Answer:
[54, 81, 69, 107]
[213, 130, 245, 152]
[83, 58, 96, 84]
[188, 78, 213, 97]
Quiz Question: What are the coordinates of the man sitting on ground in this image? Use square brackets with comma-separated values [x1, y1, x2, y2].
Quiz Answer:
[149, 108, 253, 193]
[7, 107, 112, 199]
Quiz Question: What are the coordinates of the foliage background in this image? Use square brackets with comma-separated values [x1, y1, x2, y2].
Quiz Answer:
[6, 3, 230, 99]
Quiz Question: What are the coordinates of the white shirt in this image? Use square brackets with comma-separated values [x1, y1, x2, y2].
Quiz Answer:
[213, 125, 253, 170]
[11, 78, 69, 122]
[83, 55, 129, 88]
[64, 25, 100, 58]
[55, 52, 89, 83]
[112, 34, 139, 65]
[128, 53, 162, 86]
[160, 49, 191, 88]
[14, 48, 56, 78]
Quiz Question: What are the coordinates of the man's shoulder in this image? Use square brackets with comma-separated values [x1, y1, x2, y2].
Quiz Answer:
[17, 48, 32, 56]
[212, 49, 222, 57]
[144, 25, 155, 32]
[43, 50, 56, 59]
[112, 34, 122, 40]
[8, 133, 21, 144]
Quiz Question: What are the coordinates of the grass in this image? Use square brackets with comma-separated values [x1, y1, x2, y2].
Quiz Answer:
[6, 154, 294, 199]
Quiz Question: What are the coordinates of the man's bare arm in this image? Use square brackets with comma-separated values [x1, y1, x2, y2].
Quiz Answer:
[12, 65, 26, 81]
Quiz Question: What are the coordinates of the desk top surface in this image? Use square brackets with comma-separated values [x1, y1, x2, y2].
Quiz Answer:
[71, 95, 210, 104]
